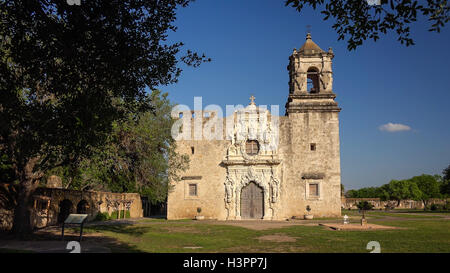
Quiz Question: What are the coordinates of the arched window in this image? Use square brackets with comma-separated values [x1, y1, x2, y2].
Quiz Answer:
[58, 199, 73, 223]
[76, 200, 90, 214]
[245, 140, 260, 156]
[307, 67, 320, 93]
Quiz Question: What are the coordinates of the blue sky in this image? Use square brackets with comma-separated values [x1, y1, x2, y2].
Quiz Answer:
[160, 0, 450, 190]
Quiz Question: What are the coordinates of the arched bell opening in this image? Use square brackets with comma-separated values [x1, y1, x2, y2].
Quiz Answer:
[307, 67, 320, 94]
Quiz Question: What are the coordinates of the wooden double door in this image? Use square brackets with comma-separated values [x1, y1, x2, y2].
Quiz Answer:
[241, 182, 264, 219]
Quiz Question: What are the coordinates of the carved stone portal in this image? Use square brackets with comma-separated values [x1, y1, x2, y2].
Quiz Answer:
[222, 103, 281, 220]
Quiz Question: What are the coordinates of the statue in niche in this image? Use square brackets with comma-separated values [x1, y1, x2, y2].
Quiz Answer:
[224, 176, 234, 203]
[270, 175, 280, 203]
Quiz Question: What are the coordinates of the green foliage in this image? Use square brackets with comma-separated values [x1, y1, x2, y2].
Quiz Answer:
[74, 90, 189, 202]
[443, 164, 450, 181]
[410, 174, 441, 207]
[387, 179, 422, 206]
[1, 0, 206, 235]
[356, 200, 373, 218]
[441, 181, 450, 197]
[426, 203, 450, 211]
[346, 187, 380, 198]
[285, 0, 449, 50]
[356, 201, 373, 211]
[94, 212, 109, 222]
[346, 173, 444, 207]
[109, 211, 119, 220]
[119, 210, 131, 219]
[94, 211, 130, 221]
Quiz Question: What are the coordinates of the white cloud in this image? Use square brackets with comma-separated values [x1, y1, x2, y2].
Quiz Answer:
[378, 122, 411, 132]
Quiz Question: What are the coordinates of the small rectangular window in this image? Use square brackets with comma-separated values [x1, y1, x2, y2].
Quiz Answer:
[191, 146, 195, 154]
[310, 143, 316, 151]
[189, 184, 197, 196]
[309, 183, 319, 197]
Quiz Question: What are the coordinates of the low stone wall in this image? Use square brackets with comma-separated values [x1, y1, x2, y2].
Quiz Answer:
[341, 197, 449, 210]
[0, 208, 13, 231]
[0, 185, 143, 231]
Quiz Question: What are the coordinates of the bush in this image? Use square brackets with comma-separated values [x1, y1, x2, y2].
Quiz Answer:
[357, 201, 374, 211]
[119, 210, 131, 218]
[94, 212, 109, 221]
[430, 204, 439, 211]
[110, 210, 119, 219]
[444, 202, 450, 211]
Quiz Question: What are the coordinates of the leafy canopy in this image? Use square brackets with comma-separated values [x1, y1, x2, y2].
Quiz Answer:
[285, 0, 450, 50]
[57, 90, 190, 204]
[0, 0, 208, 182]
[0, 0, 207, 235]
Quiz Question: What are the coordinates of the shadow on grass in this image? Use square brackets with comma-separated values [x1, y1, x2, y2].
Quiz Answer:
[0, 223, 145, 253]
[394, 210, 450, 214]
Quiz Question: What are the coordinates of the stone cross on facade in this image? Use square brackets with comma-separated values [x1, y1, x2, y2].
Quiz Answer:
[249, 95, 256, 105]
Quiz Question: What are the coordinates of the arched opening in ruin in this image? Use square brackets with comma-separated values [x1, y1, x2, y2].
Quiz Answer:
[76, 200, 89, 214]
[307, 67, 320, 93]
[58, 199, 73, 223]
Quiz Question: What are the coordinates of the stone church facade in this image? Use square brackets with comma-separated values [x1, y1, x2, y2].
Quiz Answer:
[167, 34, 341, 220]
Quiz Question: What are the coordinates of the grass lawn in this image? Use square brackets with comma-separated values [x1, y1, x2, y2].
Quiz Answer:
[342, 209, 444, 219]
[79, 213, 450, 253]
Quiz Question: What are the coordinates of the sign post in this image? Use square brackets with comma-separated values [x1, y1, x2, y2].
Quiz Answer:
[62, 214, 88, 242]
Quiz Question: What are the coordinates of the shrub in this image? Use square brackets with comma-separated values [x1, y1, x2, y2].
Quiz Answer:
[94, 212, 109, 221]
[110, 210, 119, 219]
[444, 201, 450, 211]
[357, 201, 373, 219]
[430, 204, 438, 211]
[357, 201, 374, 211]
[118, 210, 131, 218]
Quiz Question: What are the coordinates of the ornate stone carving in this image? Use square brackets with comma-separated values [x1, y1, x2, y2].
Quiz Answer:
[221, 103, 282, 220]
[224, 175, 234, 204]
[293, 74, 304, 93]
[270, 175, 280, 203]
[320, 72, 332, 90]
[223, 165, 281, 220]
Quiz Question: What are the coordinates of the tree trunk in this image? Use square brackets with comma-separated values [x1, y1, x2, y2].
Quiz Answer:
[11, 157, 41, 238]
[12, 180, 38, 237]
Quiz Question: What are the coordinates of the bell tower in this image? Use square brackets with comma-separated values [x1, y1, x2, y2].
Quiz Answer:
[285, 33, 340, 114]
[281, 33, 342, 219]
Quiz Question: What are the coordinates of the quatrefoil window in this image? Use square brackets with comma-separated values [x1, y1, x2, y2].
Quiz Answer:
[245, 140, 260, 156]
